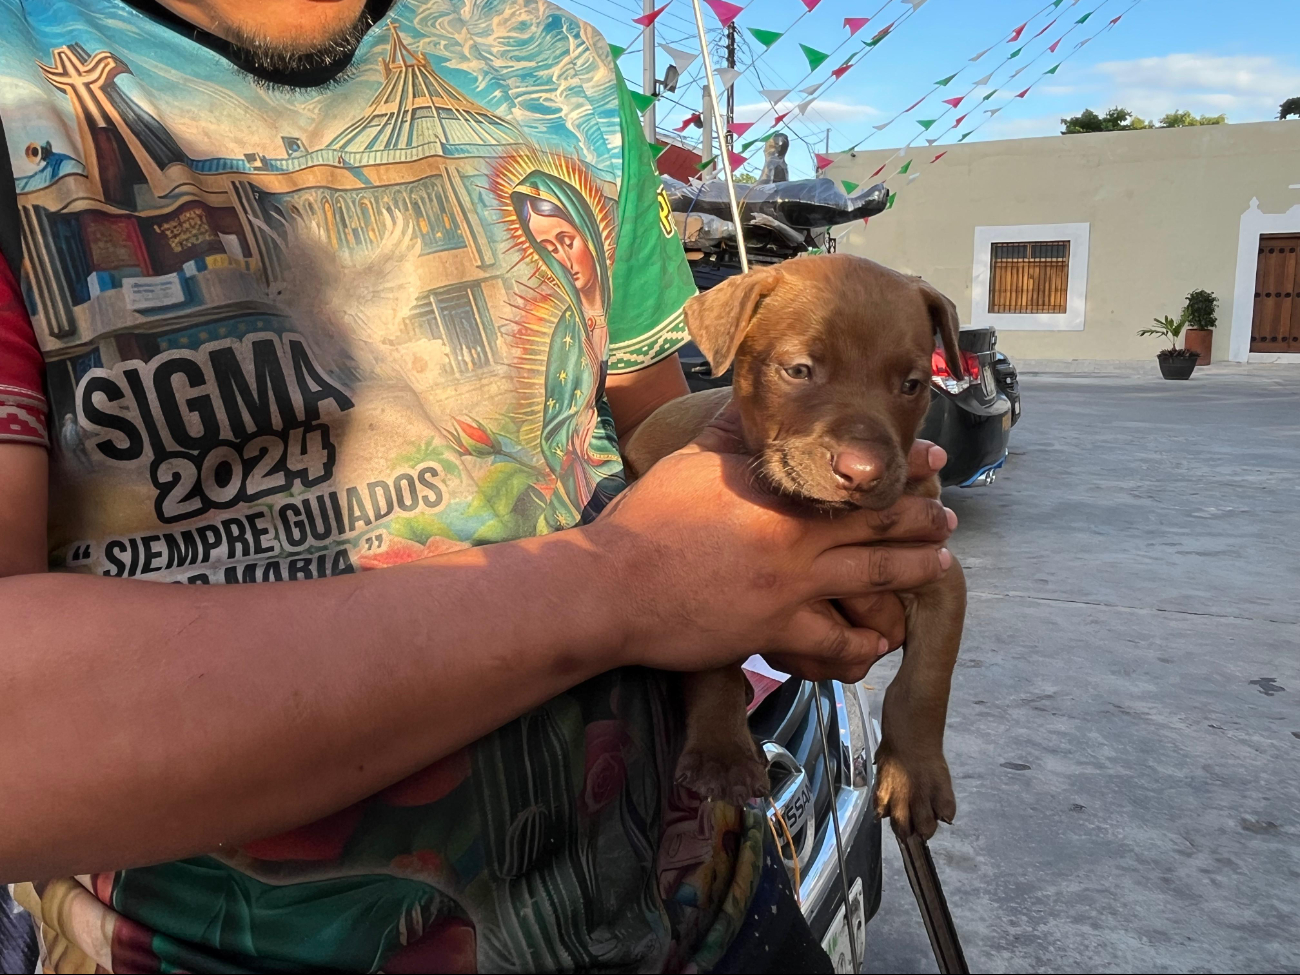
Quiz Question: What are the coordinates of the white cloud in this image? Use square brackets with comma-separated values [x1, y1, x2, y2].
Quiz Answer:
[975, 113, 1064, 142]
[1089, 53, 1300, 121]
[734, 100, 882, 122]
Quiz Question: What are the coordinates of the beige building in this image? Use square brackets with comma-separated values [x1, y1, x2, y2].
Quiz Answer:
[827, 120, 1300, 364]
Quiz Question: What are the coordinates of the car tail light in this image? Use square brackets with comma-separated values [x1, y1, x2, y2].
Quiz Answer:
[931, 349, 981, 394]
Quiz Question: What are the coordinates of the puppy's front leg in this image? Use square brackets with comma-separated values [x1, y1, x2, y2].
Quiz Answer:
[874, 560, 966, 839]
[677, 665, 770, 802]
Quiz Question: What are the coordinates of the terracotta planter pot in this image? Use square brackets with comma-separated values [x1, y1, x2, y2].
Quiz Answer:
[1184, 328, 1213, 365]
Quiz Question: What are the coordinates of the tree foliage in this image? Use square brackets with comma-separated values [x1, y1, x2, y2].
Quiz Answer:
[1158, 110, 1227, 127]
[1064, 106, 1230, 134]
[1280, 97, 1300, 120]
[1062, 107, 1150, 134]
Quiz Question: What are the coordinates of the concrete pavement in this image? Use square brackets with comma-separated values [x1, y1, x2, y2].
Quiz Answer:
[862, 369, 1300, 974]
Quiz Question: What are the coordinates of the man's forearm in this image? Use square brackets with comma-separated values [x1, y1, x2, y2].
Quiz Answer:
[1, 530, 628, 879]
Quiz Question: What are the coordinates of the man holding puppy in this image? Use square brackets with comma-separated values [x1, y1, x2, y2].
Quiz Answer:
[0, 0, 954, 971]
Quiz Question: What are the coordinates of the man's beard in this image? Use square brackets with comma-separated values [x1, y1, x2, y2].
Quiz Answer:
[221, 7, 377, 78]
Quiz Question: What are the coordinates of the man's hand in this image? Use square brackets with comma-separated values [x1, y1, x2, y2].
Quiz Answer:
[593, 435, 953, 682]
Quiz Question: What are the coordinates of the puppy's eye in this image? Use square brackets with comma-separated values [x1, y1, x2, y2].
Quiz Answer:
[783, 363, 812, 381]
[901, 378, 923, 395]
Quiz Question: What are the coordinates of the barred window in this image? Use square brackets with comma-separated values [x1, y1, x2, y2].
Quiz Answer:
[989, 240, 1070, 314]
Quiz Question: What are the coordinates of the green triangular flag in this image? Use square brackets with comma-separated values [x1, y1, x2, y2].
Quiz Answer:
[958, 131, 973, 142]
[748, 27, 784, 49]
[1052, 0, 1065, 6]
[800, 44, 830, 72]
[696, 156, 717, 171]
[886, 191, 897, 209]
[864, 36, 883, 48]
[628, 90, 658, 114]
[648, 142, 667, 160]
[897, 159, 912, 174]
[1008, 46, 1024, 59]
[741, 139, 758, 152]
[934, 73, 958, 87]
[981, 88, 999, 101]
[917, 119, 937, 130]
[842, 180, 860, 194]
[1044, 63, 1061, 75]
[1075, 11, 1092, 23]
[608, 44, 626, 60]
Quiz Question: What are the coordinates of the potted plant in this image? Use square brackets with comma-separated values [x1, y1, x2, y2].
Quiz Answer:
[1182, 289, 1217, 364]
[1139, 309, 1200, 379]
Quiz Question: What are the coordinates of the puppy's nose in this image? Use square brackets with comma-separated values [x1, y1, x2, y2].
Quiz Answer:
[831, 447, 884, 492]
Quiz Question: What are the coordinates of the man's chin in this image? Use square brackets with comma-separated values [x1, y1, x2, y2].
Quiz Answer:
[212, 0, 376, 73]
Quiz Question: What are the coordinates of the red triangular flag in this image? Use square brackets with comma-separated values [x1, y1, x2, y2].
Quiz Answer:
[1109, 14, 1122, 25]
[728, 121, 755, 136]
[1015, 87, 1031, 98]
[1048, 38, 1061, 52]
[815, 152, 835, 171]
[905, 96, 925, 113]
[674, 112, 702, 132]
[843, 16, 870, 35]
[802, 0, 823, 9]
[870, 163, 886, 178]
[942, 96, 964, 109]
[632, 2, 670, 27]
[1033, 17, 1058, 39]
[704, 0, 744, 27]
[774, 110, 791, 124]
[931, 151, 947, 163]
[863, 216, 870, 225]
[1007, 22, 1027, 42]
[952, 113, 968, 126]
[727, 150, 747, 170]
[831, 64, 853, 80]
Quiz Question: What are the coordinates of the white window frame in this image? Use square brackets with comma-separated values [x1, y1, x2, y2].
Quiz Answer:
[971, 222, 1090, 331]
[1228, 198, 1300, 362]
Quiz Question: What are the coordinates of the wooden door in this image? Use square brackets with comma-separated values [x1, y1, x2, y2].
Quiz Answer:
[1251, 234, 1300, 352]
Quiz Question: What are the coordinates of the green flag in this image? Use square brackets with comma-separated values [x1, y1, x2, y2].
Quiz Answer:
[628, 90, 658, 114]
[897, 159, 912, 175]
[1044, 63, 1061, 75]
[648, 142, 667, 160]
[842, 180, 860, 194]
[1008, 45, 1024, 58]
[696, 156, 717, 171]
[958, 131, 973, 142]
[748, 27, 784, 49]
[934, 73, 958, 86]
[886, 191, 897, 209]
[981, 88, 999, 101]
[917, 119, 937, 130]
[608, 43, 626, 60]
[1075, 11, 1092, 24]
[1052, 0, 1065, 6]
[800, 44, 830, 72]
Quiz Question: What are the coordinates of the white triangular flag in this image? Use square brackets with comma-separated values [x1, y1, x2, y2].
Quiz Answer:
[717, 67, 742, 89]
[760, 88, 792, 106]
[970, 46, 992, 62]
[659, 44, 698, 75]
[925, 138, 938, 145]
[908, 173, 920, 181]
[903, 0, 928, 9]
[1010, 65, 1027, 79]
[873, 122, 891, 130]
[985, 106, 1002, 115]
[802, 81, 825, 96]
[796, 98, 815, 116]
[894, 147, 906, 157]
[974, 72, 993, 86]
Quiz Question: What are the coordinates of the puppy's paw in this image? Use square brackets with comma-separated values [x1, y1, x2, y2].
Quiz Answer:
[676, 739, 770, 803]
[872, 741, 956, 840]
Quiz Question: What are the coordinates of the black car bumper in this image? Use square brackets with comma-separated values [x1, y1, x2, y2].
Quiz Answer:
[919, 387, 1012, 488]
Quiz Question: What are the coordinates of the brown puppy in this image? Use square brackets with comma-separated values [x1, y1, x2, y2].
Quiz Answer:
[622, 253, 965, 839]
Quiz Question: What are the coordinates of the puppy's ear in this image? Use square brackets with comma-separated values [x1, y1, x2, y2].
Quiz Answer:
[683, 266, 781, 374]
[919, 279, 963, 380]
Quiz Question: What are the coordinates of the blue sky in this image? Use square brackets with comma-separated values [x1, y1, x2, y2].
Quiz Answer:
[565, 0, 1300, 177]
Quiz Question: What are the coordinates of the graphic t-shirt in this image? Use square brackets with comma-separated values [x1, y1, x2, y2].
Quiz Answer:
[0, 1, 766, 971]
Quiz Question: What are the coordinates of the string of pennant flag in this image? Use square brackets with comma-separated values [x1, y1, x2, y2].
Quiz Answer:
[844, 0, 1143, 220]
